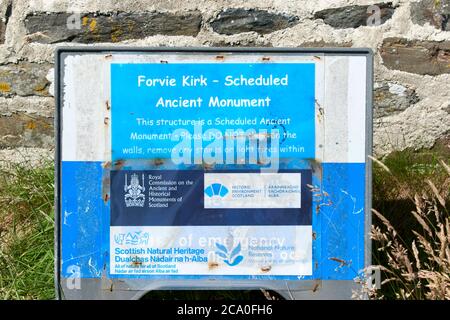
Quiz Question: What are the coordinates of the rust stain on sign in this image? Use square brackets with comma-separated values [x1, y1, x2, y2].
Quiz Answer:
[113, 159, 125, 170]
[329, 257, 349, 267]
[131, 258, 143, 267]
[316, 99, 324, 123]
[102, 173, 111, 205]
[102, 161, 112, 169]
[260, 266, 272, 273]
[203, 162, 215, 170]
[312, 281, 320, 292]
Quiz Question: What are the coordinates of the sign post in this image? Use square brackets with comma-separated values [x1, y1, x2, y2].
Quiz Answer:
[56, 48, 372, 299]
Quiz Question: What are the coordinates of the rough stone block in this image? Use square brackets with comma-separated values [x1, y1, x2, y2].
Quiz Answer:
[0, 113, 53, 148]
[411, 0, 450, 31]
[24, 11, 202, 44]
[381, 38, 450, 75]
[0, 62, 52, 97]
[210, 8, 299, 35]
[314, 3, 396, 28]
[374, 82, 420, 118]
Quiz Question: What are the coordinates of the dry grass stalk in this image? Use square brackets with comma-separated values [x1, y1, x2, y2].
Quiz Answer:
[369, 159, 449, 300]
[369, 156, 391, 174]
[426, 179, 446, 207]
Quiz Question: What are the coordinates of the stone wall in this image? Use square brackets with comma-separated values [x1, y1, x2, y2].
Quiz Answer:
[0, 0, 449, 162]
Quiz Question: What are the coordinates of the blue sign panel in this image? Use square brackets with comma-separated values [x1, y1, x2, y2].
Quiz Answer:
[108, 62, 316, 279]
[110, 169, 312, 226]
[111, 63, 315, 161]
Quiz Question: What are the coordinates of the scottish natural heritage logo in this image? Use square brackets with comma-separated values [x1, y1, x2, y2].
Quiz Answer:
[114, 231, 149, 245]
[215, 242, 244, 266]
[204, 183, 229, 198]
[124, 173, 145, 207]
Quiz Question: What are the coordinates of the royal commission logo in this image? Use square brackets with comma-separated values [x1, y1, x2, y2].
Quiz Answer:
[124, 173, 145, 207]
[204, 183, 229, 198]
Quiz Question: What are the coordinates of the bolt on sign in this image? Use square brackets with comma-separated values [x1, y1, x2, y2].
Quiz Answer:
[56, 48, 373, 299]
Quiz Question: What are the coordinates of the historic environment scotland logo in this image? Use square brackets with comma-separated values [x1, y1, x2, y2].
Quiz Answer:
[204, 183, 229, 198]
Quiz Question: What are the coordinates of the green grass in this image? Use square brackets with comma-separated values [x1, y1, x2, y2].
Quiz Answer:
[374, 142, 450, 201]
[372, 142, 450, 299]
[373, 143, 450, 241]
[0, 161, 55, 300]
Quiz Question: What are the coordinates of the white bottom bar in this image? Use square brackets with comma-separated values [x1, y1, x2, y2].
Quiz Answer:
[110, 226, 312, 276]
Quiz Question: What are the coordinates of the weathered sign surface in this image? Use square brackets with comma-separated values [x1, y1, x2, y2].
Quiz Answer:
[56, 48, 372, 299]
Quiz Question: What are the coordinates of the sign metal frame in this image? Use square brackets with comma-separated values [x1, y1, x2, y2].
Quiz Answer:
[55, 47, 373, 300]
